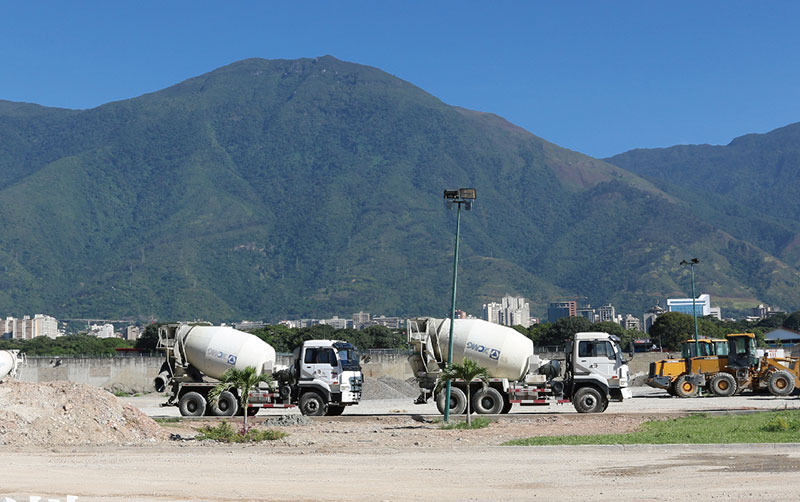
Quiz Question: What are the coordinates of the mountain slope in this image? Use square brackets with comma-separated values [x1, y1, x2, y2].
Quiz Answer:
[0, 56, 798, 320]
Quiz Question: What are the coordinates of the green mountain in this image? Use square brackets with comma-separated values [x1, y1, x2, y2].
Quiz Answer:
[0, 56, 798, 321]
[606, 124, 800, 311]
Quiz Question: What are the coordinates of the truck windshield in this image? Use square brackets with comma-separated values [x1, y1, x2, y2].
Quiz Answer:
[337, 348, 361, 370]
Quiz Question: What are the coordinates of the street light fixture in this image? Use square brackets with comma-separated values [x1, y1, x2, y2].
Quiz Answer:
[680, 258, 700, 355]
[442, 188, 476, 422]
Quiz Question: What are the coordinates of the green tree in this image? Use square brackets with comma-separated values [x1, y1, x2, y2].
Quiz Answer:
[209, 367, 272, 433]
[539, 316, 592, 347]
[782, 310, 800, 331]
[436, 358, 489, 426]
[134, 323, 161, 350]
[649, 312, 694, 351]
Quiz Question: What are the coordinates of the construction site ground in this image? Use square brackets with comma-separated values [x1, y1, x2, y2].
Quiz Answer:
[2, 385, 800, 501]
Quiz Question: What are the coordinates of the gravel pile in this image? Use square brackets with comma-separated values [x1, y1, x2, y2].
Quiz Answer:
[362, 376, 420, 400]
[263, 414, 312, 427]
[0, 380, 167, 446]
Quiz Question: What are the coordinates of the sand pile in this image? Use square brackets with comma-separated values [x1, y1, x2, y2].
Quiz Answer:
[0, 380, 167, 446]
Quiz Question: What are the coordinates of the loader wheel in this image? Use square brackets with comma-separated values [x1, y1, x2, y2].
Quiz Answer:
[178, 392, 207, 417]
[667, 383, 678, 397]
[709, 373, 737, 397]
[436, 387, 467, 416]
[471, 387, 504, 414]
[768, 370, 795, 396]
[299, 391, 327, 416]
[211, 391, 239, 416]
[573, 387, 606, 413]
[674, 375, 699, 398]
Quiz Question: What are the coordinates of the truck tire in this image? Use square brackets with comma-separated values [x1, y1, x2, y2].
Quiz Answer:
[299, 391, 328, 416]
[178, 391, 207, 417]
[674, 375, 699, 398]
[436, 387, 467, 416]
[572, 387, 606, 413]
[325, 405, 345, 416]
[768, 370, 795, 396]
[211, 391, 239, 416]
[246, 407, 259, 416]
[709, 373, 737, 397]
[500, 397, 513, 414]
[471, 387, 504, 414]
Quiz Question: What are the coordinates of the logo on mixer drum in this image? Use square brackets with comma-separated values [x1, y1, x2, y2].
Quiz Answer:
[227, 354, 237, 365]
[489, 349, 500, 360]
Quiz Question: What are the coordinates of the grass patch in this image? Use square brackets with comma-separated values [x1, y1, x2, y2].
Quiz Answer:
[503, 410, 800, 446]
[440, 417, 493, 430]
[195, 422, 288, 443]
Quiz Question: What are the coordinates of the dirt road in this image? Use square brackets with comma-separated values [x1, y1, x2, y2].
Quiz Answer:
[2, 388, 799, 501]
[3, 442, 799, 501]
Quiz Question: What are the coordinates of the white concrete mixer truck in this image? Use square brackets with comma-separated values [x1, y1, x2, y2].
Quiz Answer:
[0, 349, 23, 381]
[154, 324, 363, 417]
[407, 317, 632, 414]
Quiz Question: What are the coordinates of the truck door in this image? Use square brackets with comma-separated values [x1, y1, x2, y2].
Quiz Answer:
[301, 347, 337, 383]
[575, 340, 617, 381]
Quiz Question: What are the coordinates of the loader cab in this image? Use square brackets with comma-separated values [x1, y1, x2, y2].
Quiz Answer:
[726, 333, 758, 369]
[680, 338, 729, 358]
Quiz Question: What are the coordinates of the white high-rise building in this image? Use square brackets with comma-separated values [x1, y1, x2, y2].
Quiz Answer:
[501, 295, 532, 328]
[482, 302, 502, 324]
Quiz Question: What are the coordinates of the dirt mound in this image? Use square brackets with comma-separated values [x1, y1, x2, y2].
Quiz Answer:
[0, 380, 166, 446]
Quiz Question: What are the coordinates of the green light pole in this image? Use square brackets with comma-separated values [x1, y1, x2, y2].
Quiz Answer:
[680, 258, 700, 355]
[442, 188, 476, 422]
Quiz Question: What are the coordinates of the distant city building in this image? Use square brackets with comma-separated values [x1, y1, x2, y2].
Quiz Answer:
[234, 320, 267, 331]
[751, 304, 786, 320]
[598, 304, 616, 323]
[352, 311, 370, 329]
[454, 310, 468, 319]
[483, 295, 531, 327]
[622, 314, 641, 331]
[576, 306, 598, 322]
[368, 316, 403, 330]
[4, 314, 59, 339]
[667, 294, 712, 317]
[501, 295, 531, 328]
[643, 304, 666, 334]
[709, 306, 722, 321]
[482, 302, 501, 324]
[547, 301, 577, 323]
[89, 323, 116, 339]
[321, 316, 350, 329]
[126, 326, 141, 341]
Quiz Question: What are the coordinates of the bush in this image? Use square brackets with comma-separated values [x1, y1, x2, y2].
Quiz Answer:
[195, 422, 288, 442]
[439, 417, 492, 430]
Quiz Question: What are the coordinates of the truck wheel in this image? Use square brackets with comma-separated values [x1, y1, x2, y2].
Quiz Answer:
[299, 391, 328, 416]
[471, 387, 504, 414]
[178, 392, 207, 417]
[211, 391, 239, 416]
[709, 373, 737, 397]
[436, 387, 467, 416]
[325, 405, 345, 416]
[768, 370, 795, 396]
[674, 375, 699, 398]
[573, 387, 606, 413]
[500, 397, 513, 414]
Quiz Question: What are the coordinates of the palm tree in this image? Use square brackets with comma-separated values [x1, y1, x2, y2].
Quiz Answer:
[436, 358, 490, 426]
[209, 366, 272, 433]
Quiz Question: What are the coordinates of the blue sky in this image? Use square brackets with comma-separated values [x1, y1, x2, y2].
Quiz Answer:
[2, 1, 798, 157]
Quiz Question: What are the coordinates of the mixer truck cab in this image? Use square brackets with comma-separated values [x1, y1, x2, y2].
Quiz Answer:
[565, 332, 633, 411]
[289, 339, 363, 416]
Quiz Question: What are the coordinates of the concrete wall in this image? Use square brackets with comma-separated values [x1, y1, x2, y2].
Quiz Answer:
[16, 351, 671, 393]
[19, 356, 164, 393]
